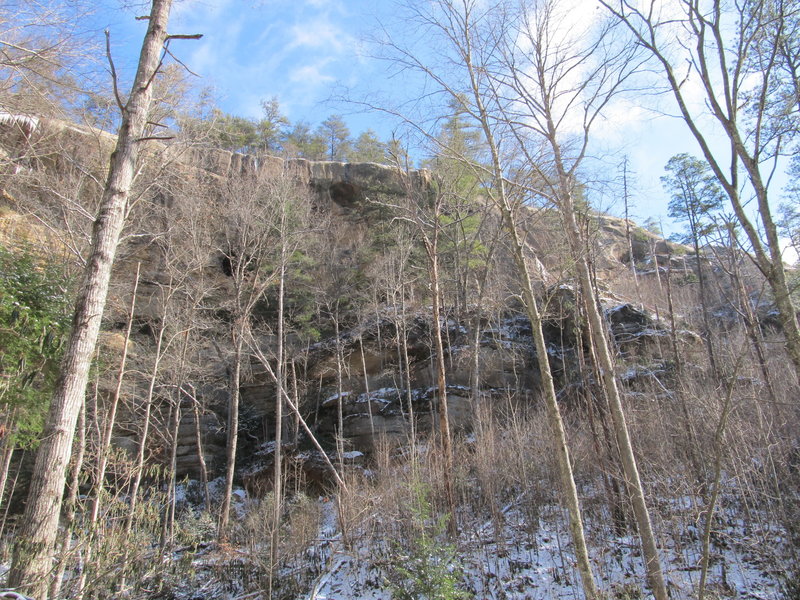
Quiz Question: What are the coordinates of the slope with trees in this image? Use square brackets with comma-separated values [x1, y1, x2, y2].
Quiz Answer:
[0, 1, 798, 599]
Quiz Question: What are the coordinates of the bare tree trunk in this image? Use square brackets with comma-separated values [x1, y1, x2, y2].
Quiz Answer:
[724, 240, 777, 405]
[358, 336, 376, 441]
[162, 331, 191, 551]
[119, 312, 167, 592]
[689, 224, 719, 378]
[428, 245, 457, 537]
[560, 193, 668, 600]
[698, 347, 745, 600]
[125, 315, 167, 537]
[0, 442, 14, 524]
[502, 201, 600, 600]
[8, 3, 174, 593]
[578, 318, 628, 535]
[666, 255, 704, 486]
[333, 307, 345, 469]
[269, 260, 286, 599]
[192, 392, 211, 511]
[0, 451, 22, 540]
[400, 291, 416, 445]
[161, 387, 182, 552]
[219, 322, 244, 537]
[462, 40, 599, 594]
[622, 156, 642, 301]
[89, 263, 140, 527]
[0, 408, 18, 518]
[49, 398, 86, 600]
[249, 342, 346, 489]
[74, 265, 140, 598]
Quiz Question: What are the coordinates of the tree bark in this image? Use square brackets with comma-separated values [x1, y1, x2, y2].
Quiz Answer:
[8, 2, 173, 594]
[427, 241, 458, 537]
[49, 397, 86, 600]
[269, 259, 286, 599]
[560, 189, 668, 600]
[219, 322, 244, 537]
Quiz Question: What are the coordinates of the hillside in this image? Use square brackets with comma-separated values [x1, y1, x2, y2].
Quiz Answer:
[0, 114, 797, 600]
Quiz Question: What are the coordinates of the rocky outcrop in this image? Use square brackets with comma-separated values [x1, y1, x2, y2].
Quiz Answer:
[0, 113, 726, 490]
[221, 296, 670, 486]
[0, 114, 430, 213]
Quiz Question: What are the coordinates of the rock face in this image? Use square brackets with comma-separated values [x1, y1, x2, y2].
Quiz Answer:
[0, 113, 718, 487]
[212, 296, 669, 488]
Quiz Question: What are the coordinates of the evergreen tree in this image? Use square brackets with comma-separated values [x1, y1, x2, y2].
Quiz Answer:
[317, 114, 351, 161]
[350, 129, 387, 163]
[662, 154, 725, 246]
[285, 121, 327, 159]
[257, 96, 290, 152]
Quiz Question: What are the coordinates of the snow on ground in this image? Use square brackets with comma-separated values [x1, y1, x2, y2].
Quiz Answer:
[305, 500, 785, 600]
[152, 486, 789, 599]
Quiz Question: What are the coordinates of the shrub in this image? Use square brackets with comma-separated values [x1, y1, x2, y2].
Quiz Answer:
[0, 243, 72, 446]
[384, 479, 472, 600]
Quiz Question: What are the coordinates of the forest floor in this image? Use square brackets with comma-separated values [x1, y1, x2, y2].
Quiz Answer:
[158, 483, 789, 600]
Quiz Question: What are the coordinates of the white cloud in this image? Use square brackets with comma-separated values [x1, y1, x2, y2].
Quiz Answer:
[173, 0, 237, 21]
[288, 19, 349, 52]
[289, 61, 336, 85]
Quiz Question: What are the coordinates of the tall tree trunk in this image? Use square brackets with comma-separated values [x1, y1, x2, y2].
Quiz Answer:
[559, 185, 668, 600]
[0, 450, 22, 539]
[464, 48, 599, 594]
[163, 331, 191, 550]
[503, 202, 600, 600]
[125, 314, 167, 537]
[88, 263, 140, 528]
[77, 265, 140, 598]
[119, 312, 167, 592]
[8, 3, 173, 593]
[49, 398, 86, 600]
[666, 255, 704, 486]
[689, 219, 719, 378]
[333, 306, 345, 469]
[622, 156, 642, 301]
[269, 260, 286, 599]
[219, 322, 244, 537]
[358, 336, 376, 441]
[698, 364, 739, 600]
[427, 242, 457, 537]
[192, 392, 211, 511]
[161, 394, 181, 551]
[0, 408, 18, 519]
[400, 291, 416, 445]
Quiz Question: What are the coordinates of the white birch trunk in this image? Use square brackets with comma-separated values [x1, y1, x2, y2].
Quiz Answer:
[8, 2, 172, 594]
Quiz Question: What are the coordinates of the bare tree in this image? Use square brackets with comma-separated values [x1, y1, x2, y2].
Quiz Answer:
[0, 1, 98, 118]
[599, 0, 800, 381]
[7, 2, 199, 594]
[376, 166, 461, 536]
[216, 169, 298, 536]
[381, 1, 603, 595]
[486, 2, 668, 596]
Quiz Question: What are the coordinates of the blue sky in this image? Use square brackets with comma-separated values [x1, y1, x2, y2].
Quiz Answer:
[85, 0, 790, 238]
[94, 0, 400, 132]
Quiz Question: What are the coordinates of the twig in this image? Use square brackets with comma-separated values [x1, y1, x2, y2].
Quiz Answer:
[105, 30, 124, 111]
